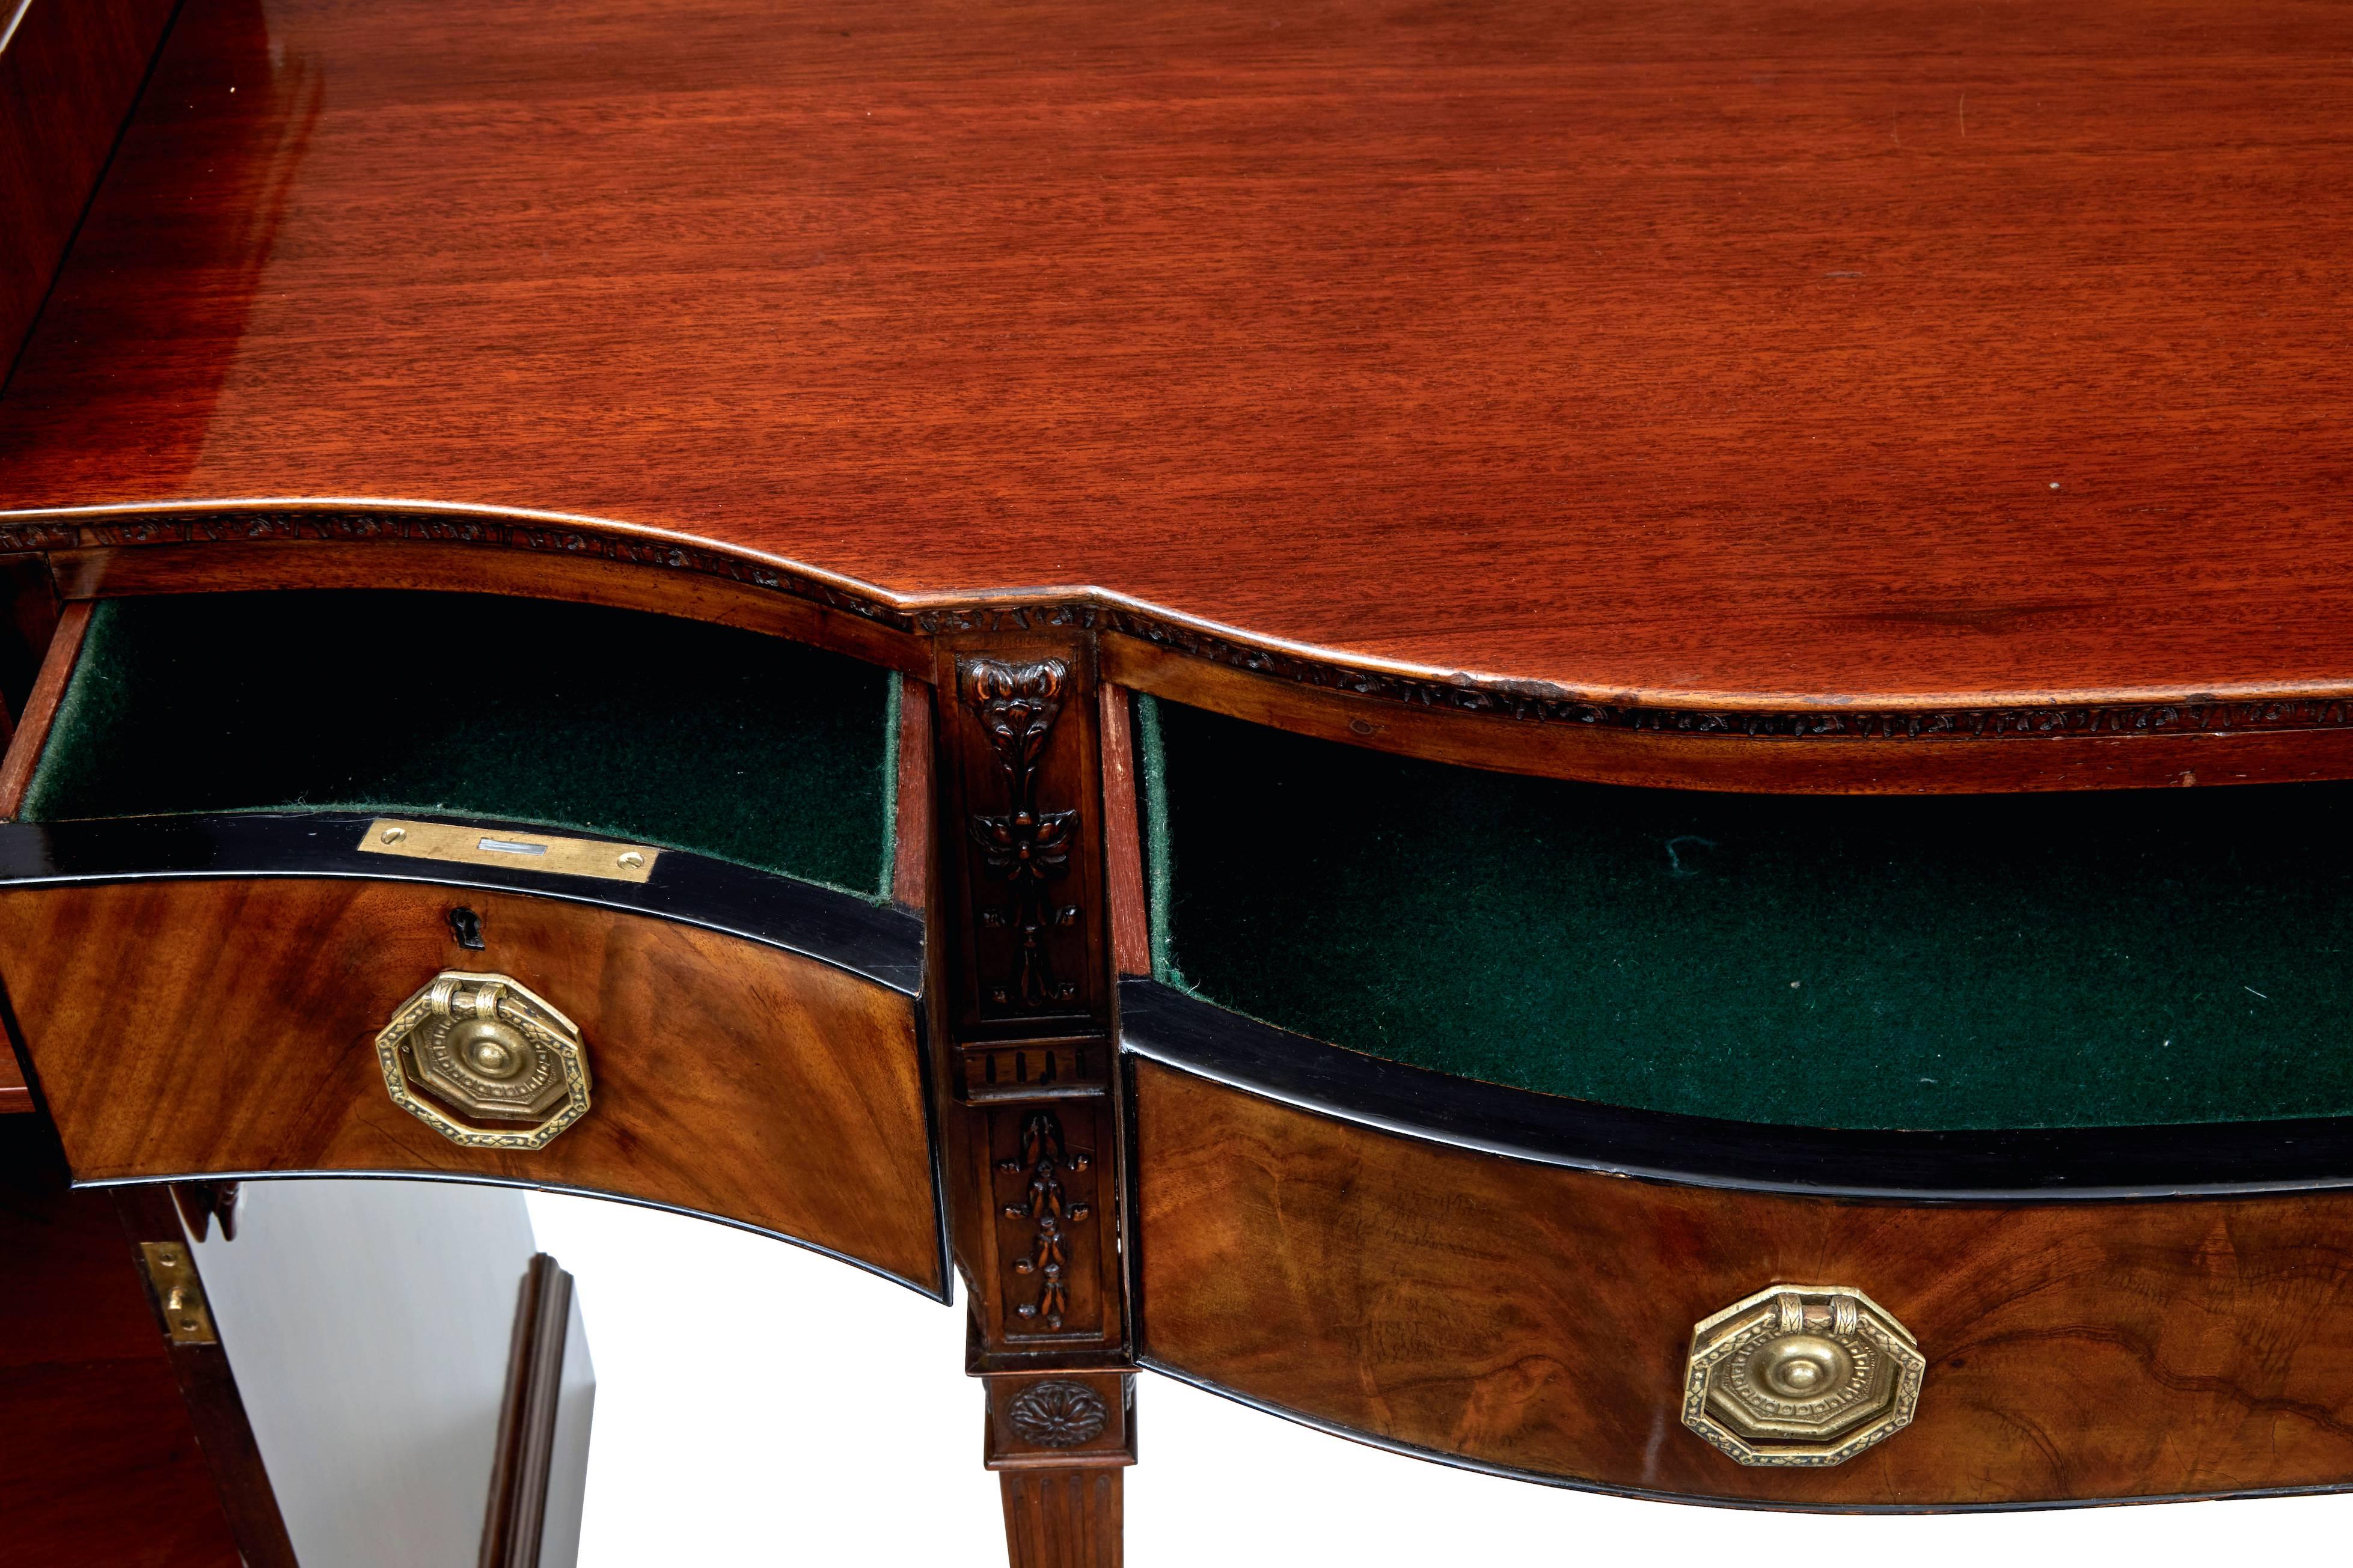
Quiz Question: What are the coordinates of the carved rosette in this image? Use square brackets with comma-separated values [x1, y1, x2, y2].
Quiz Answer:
[1683, 1284, 1924, 1466]
[1007, 1380, 1110, 1449]
[960, 656, 1081, 1010]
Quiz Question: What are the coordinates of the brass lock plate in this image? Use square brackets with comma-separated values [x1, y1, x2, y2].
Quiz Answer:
[358, 819, 658, 883]
[376, 971, 593, 1150]
[1683, 1284, 1924, 1466]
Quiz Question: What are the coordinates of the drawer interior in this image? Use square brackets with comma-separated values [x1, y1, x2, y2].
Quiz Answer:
[20, 590, 898, 896]
[1140, 695, 2353, 1130]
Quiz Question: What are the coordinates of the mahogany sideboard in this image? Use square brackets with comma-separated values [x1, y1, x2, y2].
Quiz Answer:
[7, 0, 2353, 1560]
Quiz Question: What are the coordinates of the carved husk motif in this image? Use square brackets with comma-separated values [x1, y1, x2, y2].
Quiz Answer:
[999, 1109, 1093, 1330]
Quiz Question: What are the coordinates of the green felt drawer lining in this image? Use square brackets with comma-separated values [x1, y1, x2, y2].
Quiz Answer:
[24, 591, 895, 899]
[1139, 694, 2353, 1132]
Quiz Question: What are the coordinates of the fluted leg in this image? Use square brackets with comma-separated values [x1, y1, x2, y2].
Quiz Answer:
[984, 1371, 1134, 1568]
[999, 1468, 1124, 1568]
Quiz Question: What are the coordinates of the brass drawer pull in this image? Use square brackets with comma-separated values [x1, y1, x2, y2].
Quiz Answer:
[375, 971, 592, 1150]
[1683, 1284, 1924, 1466]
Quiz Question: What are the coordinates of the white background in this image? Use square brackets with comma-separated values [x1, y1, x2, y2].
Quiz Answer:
[527, 1192, 2352, 1566]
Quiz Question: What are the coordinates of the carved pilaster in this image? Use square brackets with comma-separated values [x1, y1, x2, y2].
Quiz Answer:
[946, 650, 1108, 1040]
[932, 636, 1123, 1355]
[933, 634, 1133, 1568]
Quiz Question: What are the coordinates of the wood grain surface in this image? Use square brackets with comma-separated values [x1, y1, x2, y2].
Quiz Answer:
[999, 1471, 1122, 1568]
[112, 1183, 301, 1568]
[0, 878, 944, 1292]
[0, 1121, 250, 1568]
[981, 1367, 1136, 1562]
[0, 0, 180, 376]
[1098, 686, 1148, 977]
[0, 596, 87, 819]
[893, 672, 933, 911]
[0, 1045, 29, 1113]
[4, 0, 2352, 722]
[0, 550, 63, 724]
[1134, 1058, 2353, 1507]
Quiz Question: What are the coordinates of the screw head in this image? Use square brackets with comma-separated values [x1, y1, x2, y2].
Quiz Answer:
[381, 826, 406, 844]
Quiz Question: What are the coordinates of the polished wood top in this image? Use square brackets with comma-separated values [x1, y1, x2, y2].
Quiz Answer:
[4, 0, 2352, 716]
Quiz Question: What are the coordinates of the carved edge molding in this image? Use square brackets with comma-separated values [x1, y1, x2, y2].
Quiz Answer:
[11, 506, 910, 627]
[22, 505, 2353, 743]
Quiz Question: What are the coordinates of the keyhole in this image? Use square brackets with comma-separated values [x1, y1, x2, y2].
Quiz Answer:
[447, 908, 485, 950]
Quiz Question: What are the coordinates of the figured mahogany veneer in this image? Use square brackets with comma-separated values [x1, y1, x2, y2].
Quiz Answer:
[0, 879, 945, 1294]
[1133, 1058, 2353, 1508]
[3, 0, 2353, 786]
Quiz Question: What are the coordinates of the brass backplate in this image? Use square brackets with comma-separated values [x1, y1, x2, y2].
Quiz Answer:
[1683, 1283, 1925, 1466]
[376, 971, 593, 1150]
[358, 819, 659, 883]
[138, 1241, 218, 1345]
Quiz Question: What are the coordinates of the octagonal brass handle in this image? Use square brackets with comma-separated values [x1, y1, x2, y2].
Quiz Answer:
[1682, 1284, 1924, 1466]
[375, 971, 593, 1150]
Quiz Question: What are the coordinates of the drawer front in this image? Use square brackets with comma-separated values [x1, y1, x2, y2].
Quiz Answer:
[1133, 1056, 2353, 1507]
[0, 877, 943, 1294]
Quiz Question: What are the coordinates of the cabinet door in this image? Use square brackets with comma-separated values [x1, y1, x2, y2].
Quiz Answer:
[185, 1179, 594, 1568]
[0, 1121, 257, 1568]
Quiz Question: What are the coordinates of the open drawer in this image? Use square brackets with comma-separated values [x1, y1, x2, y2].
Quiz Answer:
[0, 590, 944, 1296]
[1127, 986, 2353, 1508]
[1123, 695, 2353, 1507]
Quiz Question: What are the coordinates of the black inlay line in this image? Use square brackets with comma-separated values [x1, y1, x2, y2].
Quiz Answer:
[0, 813, 923, 995]
[1119, 980, 2353, 1200]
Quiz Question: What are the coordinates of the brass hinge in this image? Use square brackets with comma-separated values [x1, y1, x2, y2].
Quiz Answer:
[138, 1241, 219, 1344]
